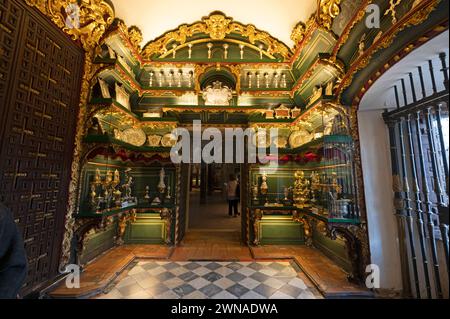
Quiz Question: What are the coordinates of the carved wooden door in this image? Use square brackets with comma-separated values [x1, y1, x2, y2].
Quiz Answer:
[0, 0, 84, 295]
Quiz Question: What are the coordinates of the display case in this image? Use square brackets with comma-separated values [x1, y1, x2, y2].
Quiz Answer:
[248, 99, 359, 248]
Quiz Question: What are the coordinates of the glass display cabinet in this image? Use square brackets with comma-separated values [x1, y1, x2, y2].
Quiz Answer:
[248, 97, 360, 247]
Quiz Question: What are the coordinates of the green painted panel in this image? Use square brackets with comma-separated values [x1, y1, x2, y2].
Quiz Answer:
[124, 218, 166, 244]
[292, 30, 336, 77]
[312, 228, 351, 272]
[259, 220, 305, 245]
[79, 223, 117, 265]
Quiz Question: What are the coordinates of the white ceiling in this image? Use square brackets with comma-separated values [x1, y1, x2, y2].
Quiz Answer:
[110, 0, 317, 47]
[360, 30, 449, 111]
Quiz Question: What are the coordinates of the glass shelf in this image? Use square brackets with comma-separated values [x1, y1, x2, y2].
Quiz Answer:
[78, 203, 176, 218]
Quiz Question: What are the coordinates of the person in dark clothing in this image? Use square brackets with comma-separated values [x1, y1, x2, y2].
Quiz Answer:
[226, 174, 240, 217]
[0, 203, 27, 299]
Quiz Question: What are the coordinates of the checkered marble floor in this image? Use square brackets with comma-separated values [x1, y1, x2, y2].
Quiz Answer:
[98, 260, 322, 299]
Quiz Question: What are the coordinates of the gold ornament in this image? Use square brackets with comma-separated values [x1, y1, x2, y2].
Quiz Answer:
[142, 12, 292, 61]
[294, 171, 311, 208]
[317, 0, 342, 30]
[384, 0, 402, 24]
[128, 26, 144, 52]
[291, 22, 306, 46]
[25, 0, 114, 51]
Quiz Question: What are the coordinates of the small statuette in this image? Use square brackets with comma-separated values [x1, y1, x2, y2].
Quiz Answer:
[166, 186, 171, 200]
[172, 44, 177, 58]
[281, 73, 287, 88]
[177, 70, 183, 87]
[294, 170, 310, 208]
[187, 71, 193, 87]
[158, 168, 166, 194]
[239, 44, 244, 59]
[149, 71, 154, 87]
[252, 184, 259, 201]
[274, 73, 279, 88]
[207, 43, 213, 59]
[144, 185, 150, 199]
[94, 168, 102, 184]
[151, 196, 161, 205]
[159, 70, 164, 87]
[168, 70, 174, 87]
[188, 44, 193, 59]
[260, 174, 268, 195]
[264, 73, 270, 88]
[223, 44, 229, 59]
[248, 72, 253, 88]
[259, 44, 264, 59]
[123, 169, 133, 201]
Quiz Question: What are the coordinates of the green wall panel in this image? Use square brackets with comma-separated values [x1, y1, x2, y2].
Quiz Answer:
[312, 228, 351, 272]
[124, 215, 166, 244]
[79, 223, 117, 265]
[259, 218, 305, 245]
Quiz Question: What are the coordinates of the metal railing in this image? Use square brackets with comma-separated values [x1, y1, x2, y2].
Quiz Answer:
[383, 52, 449, 299]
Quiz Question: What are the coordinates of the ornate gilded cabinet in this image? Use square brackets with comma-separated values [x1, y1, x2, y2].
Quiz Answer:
[68, 11, 371, 283]
[73, 24, 183, 266]
[247, 97, 364, 280]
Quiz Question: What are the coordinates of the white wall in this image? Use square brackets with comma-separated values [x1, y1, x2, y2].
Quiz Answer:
[358, 109, 403, 291]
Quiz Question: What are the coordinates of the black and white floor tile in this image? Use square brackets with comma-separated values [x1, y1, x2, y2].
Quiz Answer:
[99, 261, 322, 299]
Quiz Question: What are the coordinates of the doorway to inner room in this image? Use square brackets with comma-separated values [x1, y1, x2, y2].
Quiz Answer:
[185, 163, 244, 244]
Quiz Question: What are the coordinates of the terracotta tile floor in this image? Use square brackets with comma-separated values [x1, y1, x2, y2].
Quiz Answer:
[48, 230, 371, 299]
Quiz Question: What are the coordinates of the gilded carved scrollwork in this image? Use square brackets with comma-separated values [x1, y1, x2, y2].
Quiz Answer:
[117, 209, 137, 245]
[160, 208, 173, 245]
[291, 22, 306, 46]
[327, 223, 371, 284]
[25, 0, 114, 51]
[317, 0, 341, 30]
[194, 64, 242, 94]
[293, 212, 313, 247]
[75, 216, 114, 265]
[252, 209, 263, 246]
[118, 21, 143, 52]
[141, 12, 292, 61]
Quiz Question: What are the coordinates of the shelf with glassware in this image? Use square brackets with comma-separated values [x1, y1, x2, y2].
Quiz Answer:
[83, 134, 176, 154]
[77, 159, 177, 217]
[248, 97, 359, 224]
[75, 156, 178, 249]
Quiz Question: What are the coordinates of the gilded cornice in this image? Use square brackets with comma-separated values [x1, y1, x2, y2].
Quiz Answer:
[25, 0, 115, 51]
[336, 0, 442, 99]
[141, 11, 293, 61]
[291, 56, 345, 95]
[352, 22, 448, 105]
[161, 106, 264, 114]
